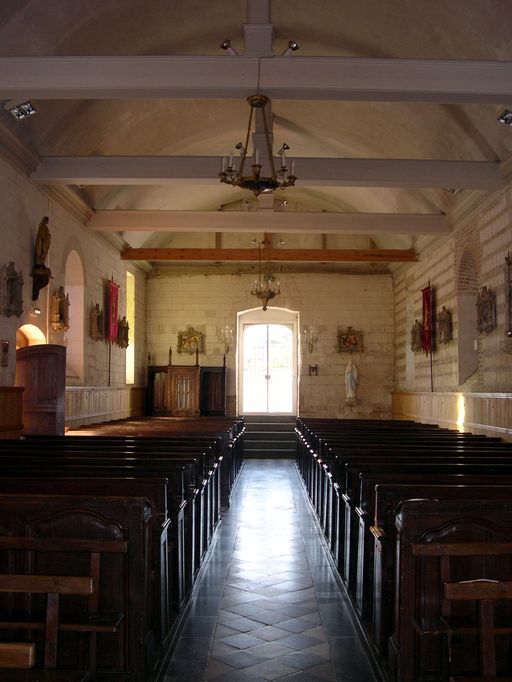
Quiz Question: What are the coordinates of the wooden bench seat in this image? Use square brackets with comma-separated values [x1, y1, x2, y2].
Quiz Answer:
[0, 573, 93, 681]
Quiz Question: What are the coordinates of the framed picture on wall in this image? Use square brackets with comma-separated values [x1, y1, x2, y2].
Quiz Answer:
[337, 326, 363, 353]
[177, 326, 205, 354]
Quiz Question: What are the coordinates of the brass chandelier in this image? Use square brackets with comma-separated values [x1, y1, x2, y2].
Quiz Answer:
[250, 237, 281, 311]
[219, 94, 296, 196]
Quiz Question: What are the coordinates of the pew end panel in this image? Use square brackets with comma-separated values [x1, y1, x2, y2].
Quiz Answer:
[391, 500, 512, 682]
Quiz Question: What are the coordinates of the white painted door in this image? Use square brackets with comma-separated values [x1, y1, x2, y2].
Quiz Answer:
[242, 323, 294, 414]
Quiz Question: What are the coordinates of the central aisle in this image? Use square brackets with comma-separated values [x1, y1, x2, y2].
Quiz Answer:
[164, 460, 377, 681]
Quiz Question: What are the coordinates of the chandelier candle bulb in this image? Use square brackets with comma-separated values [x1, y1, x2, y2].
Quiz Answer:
[290, 160, 295, 176]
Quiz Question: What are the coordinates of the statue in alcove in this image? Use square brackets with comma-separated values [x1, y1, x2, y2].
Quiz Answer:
[50, 286, 70, 331]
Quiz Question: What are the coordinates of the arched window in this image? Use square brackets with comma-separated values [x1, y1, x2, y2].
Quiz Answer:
[64, 250, 84, 385]
[457, 250, 479, 385]
[126, 272, 135, 384]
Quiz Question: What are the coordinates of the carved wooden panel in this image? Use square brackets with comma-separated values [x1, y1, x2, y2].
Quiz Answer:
[166, 365, 200, 416]
[15, 344, 66, 435]
[0, 386, 23, 437]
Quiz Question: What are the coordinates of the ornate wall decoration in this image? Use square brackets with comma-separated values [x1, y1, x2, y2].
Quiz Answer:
[177, 327, 205, 354]
[90, 303, 104, 341]
[437, 306, 453, 344]
[421, 284, 435, 355]
[410, 319, 424, 352]
[336, 326, 363, 353]
[107, 279, 119, 343]
[50, 286, 70, 331]
[117, 317, 129, 348]
[476, 285, 497, 334]
[0, 261, 23, 317]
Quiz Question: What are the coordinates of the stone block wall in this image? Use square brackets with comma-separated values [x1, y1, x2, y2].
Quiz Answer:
[0, 157, 147, 424]
[146, 268, 394, 418]
[394, 185, 512, 394]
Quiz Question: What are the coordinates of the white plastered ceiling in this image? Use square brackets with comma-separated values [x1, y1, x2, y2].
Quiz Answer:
[0, 0, 511, 273]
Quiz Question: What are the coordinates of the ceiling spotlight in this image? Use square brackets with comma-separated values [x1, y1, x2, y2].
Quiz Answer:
[220, 39, 239, 56]
[6, 100, 38, 120]
[497, 109, 512, 126]
[281, 40, 299, 56]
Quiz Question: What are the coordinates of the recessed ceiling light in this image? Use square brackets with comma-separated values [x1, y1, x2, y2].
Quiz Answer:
[497, 109, 512, 126]
[7, 100, 38, 120]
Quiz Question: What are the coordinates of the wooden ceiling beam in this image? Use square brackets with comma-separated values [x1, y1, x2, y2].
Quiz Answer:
[120, 246, 417, 263]
[32, 156, 505, 190]
[90, 209, 448, 235]
[1, 56, 511, 103]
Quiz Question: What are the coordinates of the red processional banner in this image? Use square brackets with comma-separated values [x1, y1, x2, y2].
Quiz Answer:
[421, 284, 434, 355]
[108, 279, 119, 343]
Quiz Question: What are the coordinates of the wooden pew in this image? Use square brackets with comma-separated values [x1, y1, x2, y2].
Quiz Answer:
[0, 572, 93, 681]
[389, 499, 512, 682]
[294, 418, 512, 681]
[0, 417, 244, 679]
[0, 424, 243, 676]
[369, 482, 512, 661]
[0, 494, 151, 681]
[0, 448, 195, 636]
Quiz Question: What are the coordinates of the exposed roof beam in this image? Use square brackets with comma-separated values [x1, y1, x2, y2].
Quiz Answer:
[32, 157, 505, 190]
[89, 210, 448, 235]
[121, 246, 417, 263]
[1, 56, 511, 103]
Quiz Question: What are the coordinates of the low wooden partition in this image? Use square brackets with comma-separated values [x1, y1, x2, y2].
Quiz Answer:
[65, 386, 146, 429]
[393, 390, 512, 442]
[0, 386, 23, 438]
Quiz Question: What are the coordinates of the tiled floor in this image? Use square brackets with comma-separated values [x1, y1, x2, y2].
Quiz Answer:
[164, 460, 377, 681]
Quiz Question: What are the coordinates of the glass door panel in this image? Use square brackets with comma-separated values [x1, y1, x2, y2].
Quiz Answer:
[242, 323, 293, 414]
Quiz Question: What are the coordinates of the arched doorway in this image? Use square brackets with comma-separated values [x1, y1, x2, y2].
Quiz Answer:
[16, 324, 46, 348]
[237, 307, 299, 415]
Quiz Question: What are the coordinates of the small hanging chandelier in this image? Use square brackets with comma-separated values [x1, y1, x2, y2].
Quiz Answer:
[250, 237, 281, 311]
[219, 94, 296, 196]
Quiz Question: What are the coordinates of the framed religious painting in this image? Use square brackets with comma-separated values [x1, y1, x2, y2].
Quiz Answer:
[337, 326, 363, 353]
[476, 285, 497, 334]
[177, 326, 205, 354]
[437, 306, 453, 344]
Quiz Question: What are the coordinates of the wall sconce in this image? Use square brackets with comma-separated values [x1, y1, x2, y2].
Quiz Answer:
[220, 325, 234, 354]
[303, 326, 318, 353]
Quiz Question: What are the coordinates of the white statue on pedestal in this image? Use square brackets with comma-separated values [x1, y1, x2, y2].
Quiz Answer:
[345, 360, 358, 403]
